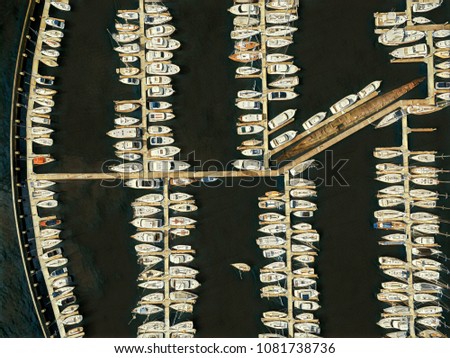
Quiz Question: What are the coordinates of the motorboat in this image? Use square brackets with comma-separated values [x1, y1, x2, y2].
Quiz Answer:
[377, 292, 408, 303]
[34, 87, 57, 96]
[292, 232, 320, 243]
[435, 49, 450, 59]
[33, 138, 53, 146]
[410, 153, 437, 163]
[256, 236, 286, 246]
[258, 212, 285, 222]
[62, 314, 83, 327]
[374, 12, 408, 27]
[145, 37, 180, 51]
[232, 159, 262, 170]
[378, 197, 404, 208]
[330, 94, 358, 114]
[390, 44, 428, 59]
[170, 178, 196, 186]
[374, 209, 404, 220]
[378, 28, 425, 46]
[294, 301, 321, 311]
[30, 180, 55, 189]
[235, 40, 260, 51]
[43, 38, 60, 48]
[135, 244, 162, 254]
[240, 114, 263, 122]
[241, 138, 262, 147]
[293, 211, 314, 218]
[33, 97, 55, 107]
[31, 126, 53, 135]
[145, 3, 168, 13]
[146, 50, 173, 62]
[267, 64, 300, 75]
[146, 62, 180, 75]
[290, 178, 315, 187]
[436, 61, 450, 70]
[268, 109, 296, 130]
[267, 38, 293, 48]
[358, 80, 382, 98]
[148, 112, 175, 122]
[236, 100, 262, 110]
[379, 256, 407, 266]
[42, 239, 62, 249]
[148, 126, 172, 136]
[375, 173, 403, 183]
[436, 71, 450, 79]
[40, 228, 61, 238]
[147, 86, 174, 97]
[268, 90, 298, 101]
[433, 29, 450, 38]
[37, 199, 58, 208]
[113, 140, 142, 151]
[146, 75, 171, 85]
[258, 199, 284, 209]
[262, 248, 285, 258]
[376, 162, 403, 172]
[46, 257, 68, 268]
[148, 160, 190, 172]
[132, 304, 163, 316]
[291, 199, 317, 210]
[266, 0, 297, 9]
[144, 14, 172, 25]
[265, 26, 297, 37]
[43, 30, 63, 38]
[120, 55, 139, 64]
[169, 266, 199, 277]
[266, 13, 298, 24]
[228, 4, 260, 16]
[374, 149, 402, 159]
[269, 76, 299, 88]
[270, 130, 297, 148]
[170, 192, 193, 201]
[411, 177, 439, 186]
[376, 108, 406, 128]
[45, 17, 65, 29]
[170, 254, 194, 264]
[145, 25, 176, 38]
[258, 224, 286, 234]
[302, 112, 327, 131]
[33, 189, 55, 199]
[237, 125, 264, 135]
[149, 146, 180, 157]
[290, 188, 317, 198]
[109, 162, 142, 173]
[50, 1, 71, 11]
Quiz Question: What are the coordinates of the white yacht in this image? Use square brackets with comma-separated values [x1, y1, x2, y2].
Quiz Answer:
[144, 14, 172, 25]
[270, 130, 297, 148]
[265, 26, 298, 37]
[330, 94, 358, 114]
[269, 76, 299, 88]
[358, 80, 382, 98]
[267, 64, 300, 75]
[266, 13, 298, 24]
[145, 25, 176, 38]
[109, 163, 142, 173]
[376, 108, 406, 129]
[378, 29, 425, 46]
[146, 62, 180, 75]
[390, 44, 428, 59]
[148, 160, 190, 172]
[267, 38, 293, 48]
[374, 12, 408, 27]
[268, 109, 296, 130]
[268, 90, 298, 101]
[228, 4, 260, 16]
[107, 127, 140, 138]
[237, 125, 264, 135]
[230, 29, 260, 40]
[145, 37, 180, 51]
[412, 1, 443, 13]
[302, 112, 327, 131]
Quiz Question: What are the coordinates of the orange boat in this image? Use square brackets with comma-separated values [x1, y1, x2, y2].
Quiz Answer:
[229, 51, 262, 63]
[235, 40, 259, 51]
[33, 156, 54, 165]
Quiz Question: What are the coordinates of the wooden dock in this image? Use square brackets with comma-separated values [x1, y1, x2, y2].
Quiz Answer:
[25, 0, 69, 338]
[259, 0, 270, 168]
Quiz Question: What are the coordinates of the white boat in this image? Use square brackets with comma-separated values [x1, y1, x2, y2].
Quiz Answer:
[413, 224, 440, 234]
[235, 100, 261, 110]
[228, 4, 260, 16]
[265, 26, 297, 37]
[330, 94, 358, 114]
[46, 257, 68, 268]
[148, 125, 172, 135]
[149, 135, 174, 146]
[292, 232, 320, 243]
[232, 159, 263, 170]
[169, 291, 198, 302]
[233, 16, 260, 27]
[302, 112, 326, 131]
[435, 40, 450, 49]
[267, 38, 293, 48]
[130, 218, 162, 229]
[114, 43, 140, 54]
[240, 114, 263, 123]
[237, 90, 262, 99]
[267, 64, 300, 75]
[132, 231, 163, 243]
[30, 180, 55, 189]
[170, 204, 198, 213]
[258, 224, 286, 234]
[169, 217, 196, 227]
[411, 177, 439, 186]
[132, 205, 161, 217]
[112, 32, 140, 43]
[146, 75, 171, 85]
[107, 127, 140, 139]
[32, 106, 51, 115]
[433, 30, 450, 39]
[146, 50, 173, 62]
[41, 239, 62, 249]
[374, 12, 408, 27]
[268, 90, 298, 101]
[376, 108, 406, 129]
[263, 248, 285, 258]
[231, 29, 260, 40]
[40, 228, 61, 238]
[50, 1, 71, 11]
[147, 86, 174, 97]
[149, 146, 180, 158]
[45, 18, 65, 29]
[144, 14, 172, 25]
[412, 1, 443, 13]
[268, 109, 296, 130]
[115, 102, 140, 112]
[237, 125, 264, 135]
[358, 80, 382, 98]
[261, 285, 287, 296]
[291, 200, 317, 210]
[267, 53, 294, 63]
[32, 97, 55, 107]
[390, 44, 428, 59]
[169, 266, 198, 277]
[109, 163, 142, 173]
[266, 12, 298, 24]
[378, 197, 404, 208]
[290, 188, 316, 198]
[270, 130, 297, 148]
[256, 236, 285, 247]
[146, 62, 180, 75]
[169, 192, 193, 201]
[148, 112, 175, 122]
[266, 0, 297, 10]
[132, 304, 163, 316]
[376, 174, 403, 184]
[374, 209, 405, 220]
[378, 29, 425, 46]
[148, 160, 190, 172]
[62, 314, 83, 326]
[33, 138, 53, 146]
[374, 149, 402, 159]
[258, 212, 285, 222]
[236, 66, 261, 76]
[146, 25, 176, 38]
[145, 37, 180, 51]
[31, 126, 53, 135]
[113, 140, 142, 151]
[436, 71, 450, 79]
[170, 278, 200, 291]
[269, 76, 299, 88]
[135, 194, 165, 204]
[37, 199, 58, 208]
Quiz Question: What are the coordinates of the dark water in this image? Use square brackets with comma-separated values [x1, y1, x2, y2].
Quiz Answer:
[1, 0, 449, 337]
